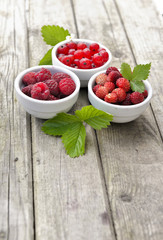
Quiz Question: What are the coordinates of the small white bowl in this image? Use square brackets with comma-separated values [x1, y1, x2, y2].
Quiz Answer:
[15, 65, 80, 119]
[52, 39, 112, 87]
[88, 70, 152, 123]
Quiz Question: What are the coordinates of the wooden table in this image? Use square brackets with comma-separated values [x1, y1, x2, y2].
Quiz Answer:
[0, 0, 163, 239]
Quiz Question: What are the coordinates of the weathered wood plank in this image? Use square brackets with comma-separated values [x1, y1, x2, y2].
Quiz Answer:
[0, 0, 34, 239]
[28, 0, 115, 239]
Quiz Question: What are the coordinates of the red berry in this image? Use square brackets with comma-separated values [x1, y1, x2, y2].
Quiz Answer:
[143, 89, 148, 98]
[93, 84, 100, 93]
[44, 79, 59, 96]
[31, 82, 50, 100]
[104, 93, 118, 103]
[83, 48, 92, 59]
[95, 73, 107, 85]
[35, 68, 52, 82]
[107, 71, 121, 83]
[47, 95, 59, 101]
[91, 63, 96, 68]
[116, 78, 130, 92]
[59, 78, 76, 96]
[57, 54, 65, 62]
[22, 84, 34, 96]
[57, 44, 69, 55]
[77, 42, 87, 50]
[66, 41, 77, 49]
[89, 43, 100, 53]
[68, 49, 75, 55]
[74, 50, 84, 60]
[122, 93, 132, 105]
[61, 55, 72, 66]
[104, 82, 115, 92]
[22, 72, 37, 85]
[95, 86, 108, 99]
[112, 88, 126, 102]
[74, 59, 80, 67]
[93, 53, 104, 67]
[52, 72, 71, 83]
[106, 67, 120, 75]
[130, 92, 144, 104]
[79, 58, 91, 69]
[99, 50, 109, 62]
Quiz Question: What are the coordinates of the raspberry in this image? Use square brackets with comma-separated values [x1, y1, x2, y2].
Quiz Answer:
[22, 84, 34, 97]
[79, 58, 91, 69]
[22, 72, 36, 85]
[74, 50, 84, 60]
[104, 82, 115, 92]
[93, 84, 100, 93]
[31, 82, 50, 100]
[35, 68, 52, 82]
[95, 86, 108, 99]
[44, 79, 59, 96]
[66, 41, 77, 50]
[116, 78, 130, 92]
[95, 73, 107, 85]
[89, 43, 100, 53]
[47, 95, 59, 101]
[52, 72, 71, 83]
[93, 53, 104, 66]
[143, 89, 148, 98]
[122, 93, 132, 105]
[130, 92, 144, 104]
[107, 71, 121, 83]
[112, 88, 126, 102]
[99, 50, 109, 62]
[83, 48, 92, 59]
[106, 67, 120, 75]
[59, 78, 76, 96]
[104, 93, 118, 103]
[77, 42, 87, 50]
[57, 44, 69, 55]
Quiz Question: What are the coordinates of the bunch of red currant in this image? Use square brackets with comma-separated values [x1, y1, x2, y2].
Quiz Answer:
[57, 41, 109, 69]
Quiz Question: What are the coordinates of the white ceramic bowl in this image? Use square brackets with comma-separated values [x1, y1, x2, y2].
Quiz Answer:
[15, 65, 80, 119]
[88, 70, 152, 123]
[52, 39, 112, 87]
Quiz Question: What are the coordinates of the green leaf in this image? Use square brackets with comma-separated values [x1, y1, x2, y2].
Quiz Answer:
[39, 48, 53, 65]
[62, 122, 86, 158]
[120, 63, 133, 80]
[75, 105, 113, 130]
[41, 25, 70, 46]
[132, 63, 151, 81]
[130, 80, 145, 93]
[42, 113, 80, 136]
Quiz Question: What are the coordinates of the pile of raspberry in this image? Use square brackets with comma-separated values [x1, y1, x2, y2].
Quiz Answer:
[21, 68, 76, 100]
[57, 41, 109, 69]
[93, 67, 148, 105]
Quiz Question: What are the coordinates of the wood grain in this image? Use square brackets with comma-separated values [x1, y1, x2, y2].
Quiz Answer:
[28, 0, 115, 239]
[0, 0, 34, 239]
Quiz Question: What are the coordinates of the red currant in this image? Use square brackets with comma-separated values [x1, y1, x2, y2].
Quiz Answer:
[89, 43, 100, 53]
[57, 54, 65, 62]
[74, 59, 80, 67]
[68, 49, 75, 55]
[57, 44, 69, 55]
[79, 58, 91, 69]
[93, 53, 104, 66]
[74, 50, 84, 60]
[77, 42, 87, 50]
[66, 41, 77, 49]
[99, 50, 109, 62]
[83, 48, 92, 59]
[61, 55, 72, 66]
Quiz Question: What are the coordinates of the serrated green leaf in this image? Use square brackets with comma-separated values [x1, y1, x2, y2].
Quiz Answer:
[42, 113, 80, 136]
[130, 80, 145, 93]
[132, 63, 151, 81]
[62, 122, 86, 158]
[120, 63, 133, 80]
[75, 105, 113, 130]
[41, 25, 70, 46]
[39, 48, 53, 65]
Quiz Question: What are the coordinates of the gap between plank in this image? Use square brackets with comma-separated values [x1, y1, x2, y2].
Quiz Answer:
[70, 0, 80, 38]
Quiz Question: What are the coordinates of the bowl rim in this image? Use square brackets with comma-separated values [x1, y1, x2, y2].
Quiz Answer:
[52, 38, 112, 73]
[88, 70, 153, 109]
[14, 65, 80, 104]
